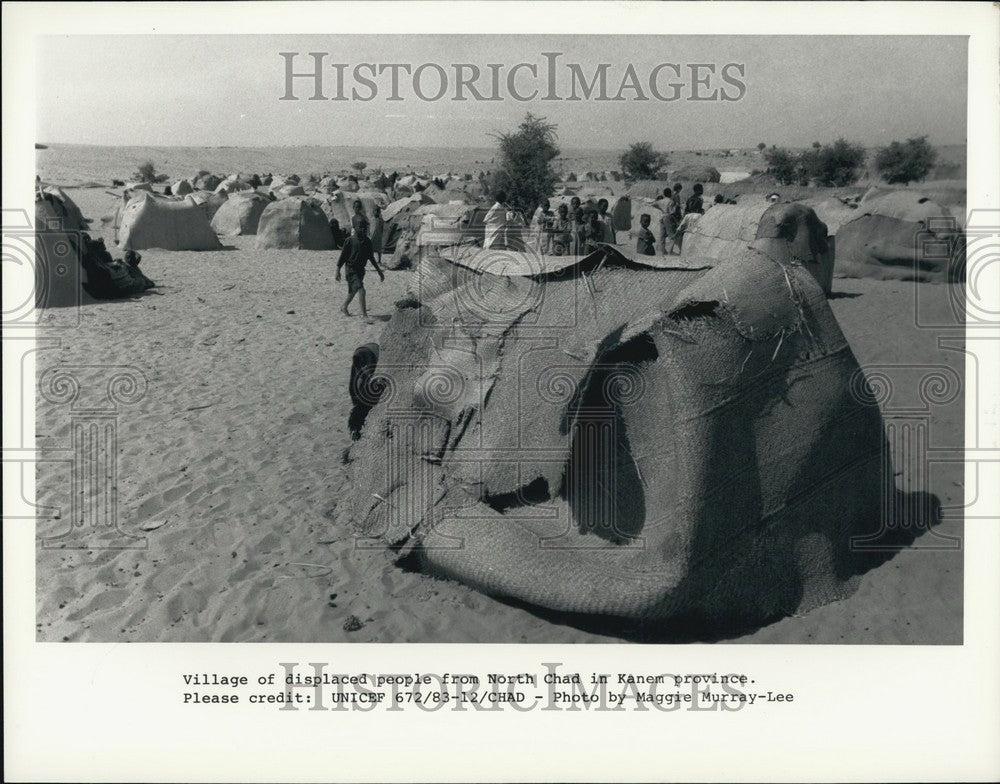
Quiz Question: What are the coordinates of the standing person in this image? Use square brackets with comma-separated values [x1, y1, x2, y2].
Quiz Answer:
[350, 199, 367, 233]
[685, 183, 705, 216]
[667, 183, 705, 256]
[674, 206, 707, 255]
[596, 198, 616, 243]
[662, 183, 684, 254]
[329, 217, 344, 249]
[370, 205, 385, 264]
[483, 190, 509, 249]
[534, 198, 554, 254]
[571, 208, 586, 257]
[636, 213, 656, 255]
[553, 203, 572, 256]
[584, 211, 604, 254]
[336, 218, 384, 324]
[504, 201, 526, 250]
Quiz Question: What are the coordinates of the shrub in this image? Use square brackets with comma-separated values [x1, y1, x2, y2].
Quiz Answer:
[765, 139, 867, 187]
[132, 161, 168, 184]
[619, 142, 669, 180]
[764, 147, 800, 185]
[808, 138, 867, 187]
[874, 136, 938, 185]
[490, 113, 561, 217]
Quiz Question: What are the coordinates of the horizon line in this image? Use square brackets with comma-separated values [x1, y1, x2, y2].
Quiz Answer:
[36, 139, 969, 152]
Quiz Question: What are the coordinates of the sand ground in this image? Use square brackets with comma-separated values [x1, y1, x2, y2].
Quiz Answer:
[34, 187, 964, 643]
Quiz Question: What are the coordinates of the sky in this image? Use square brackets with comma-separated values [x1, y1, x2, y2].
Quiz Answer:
[36, 34, 967, 150]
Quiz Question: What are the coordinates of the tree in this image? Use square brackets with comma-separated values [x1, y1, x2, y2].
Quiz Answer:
[757, 142, 766, 152]
[764, 147, 799, 185]
[874, 136, 938, 185]
[351, 161, 367, 173]
[619, 142, 669, 180]
[812, 141, 821, 149]
[766, 139, 867, 187]
[808, 138, 867, 187]
[490, 112, 561, 218]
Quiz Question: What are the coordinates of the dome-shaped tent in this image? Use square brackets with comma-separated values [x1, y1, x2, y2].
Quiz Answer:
[834, 191, 963, 282]
[671, 165, 722, 183]
[34, 192, 87, 308]
[215, 176, 253, 195]
[347, 242, 906, 626]
[210, 192, 270, 236]
[628, 181, 673, 200]
[681, 201, 834, 293]
[272, 183, 306, 199]
[118, 193, 222, 251]
[192, 173, 222, 192]
[185, 189, 229, 221]
[256, 198, 334, 250]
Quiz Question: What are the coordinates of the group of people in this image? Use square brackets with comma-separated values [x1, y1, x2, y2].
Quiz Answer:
[484, 183, 730, 260]
[530, 195, 620, 257]
[483, 191, 621, 257]
[79, 234, 156, 299]
[332, 184, 763, 322]
[635, 182, 714, 257]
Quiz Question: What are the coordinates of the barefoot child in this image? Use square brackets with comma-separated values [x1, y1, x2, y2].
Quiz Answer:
[336, 218, 384, 323]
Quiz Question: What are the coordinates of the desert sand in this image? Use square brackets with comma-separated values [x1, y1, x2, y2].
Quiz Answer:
[33, 184, 964, 644]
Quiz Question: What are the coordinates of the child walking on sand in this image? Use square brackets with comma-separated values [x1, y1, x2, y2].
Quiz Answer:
[336, 218, 385, 324]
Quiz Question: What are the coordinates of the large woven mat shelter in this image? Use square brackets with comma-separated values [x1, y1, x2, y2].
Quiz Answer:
[38, 186, 87, 232]
[317, 191, 390, 229]
[118, 193, 222, 251]
[834, 191, 964, 282]
[214, 175, 254, 195]
[184, 189, 229, 222]
[34, 190, 88, 308]
[256, 197, 334, 250]
[680, 202, 834, 294]
[799, 197, 860, 236]
[346, 241, 900, 626]
[628, 180, 672, 200]
[192, 173, 222, 192]
[210, 192, 270, 236]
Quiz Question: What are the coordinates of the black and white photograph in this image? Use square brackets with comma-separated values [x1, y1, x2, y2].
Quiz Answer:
[28, 32, 970, 643]
[4, 2, 999, 782]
